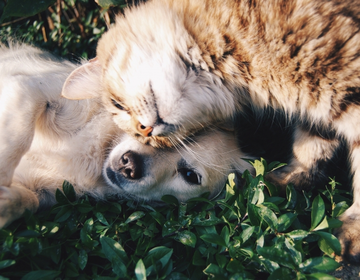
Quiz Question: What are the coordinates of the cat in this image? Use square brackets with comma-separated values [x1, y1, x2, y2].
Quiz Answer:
[61, 0, 360, 262]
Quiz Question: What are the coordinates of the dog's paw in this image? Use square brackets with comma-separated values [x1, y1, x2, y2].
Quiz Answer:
[0, 186, 20, 228]
[335, 212, 360, 264]
[0, 185, 39, 228]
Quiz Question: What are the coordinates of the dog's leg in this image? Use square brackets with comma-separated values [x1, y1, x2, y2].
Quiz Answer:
[0, 76, 48, 226]
[0, 76, 46, 187]
[0, 183, 39, 228]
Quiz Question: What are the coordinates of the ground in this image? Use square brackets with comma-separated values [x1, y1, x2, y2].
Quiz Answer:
[331, 256, 360, 279]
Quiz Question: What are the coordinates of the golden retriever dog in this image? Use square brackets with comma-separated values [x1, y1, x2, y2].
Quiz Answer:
[0, 43, 250, 228]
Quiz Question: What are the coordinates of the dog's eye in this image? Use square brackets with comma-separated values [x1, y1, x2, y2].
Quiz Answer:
[179, 168, 202, 185]
[111, 99, 126, 111]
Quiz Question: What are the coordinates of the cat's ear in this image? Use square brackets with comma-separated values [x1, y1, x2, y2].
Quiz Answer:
[62, 58, 102, 100]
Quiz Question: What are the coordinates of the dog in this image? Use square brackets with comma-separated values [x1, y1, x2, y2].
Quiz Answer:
[0, 43, 250, 228]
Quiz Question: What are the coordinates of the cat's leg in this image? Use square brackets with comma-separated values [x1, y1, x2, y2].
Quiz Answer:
[335, 145, 360, 263]
[267, 127, 340, 190]
[0, 183, 39, 228]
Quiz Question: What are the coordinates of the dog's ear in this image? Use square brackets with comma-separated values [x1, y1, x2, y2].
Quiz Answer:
[62, 58, 102, 100]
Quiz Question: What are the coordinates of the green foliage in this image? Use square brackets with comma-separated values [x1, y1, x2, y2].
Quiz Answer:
[0, 0, 113, 60]
[0, 160, 352, 279]
[0, 0, 56, 23]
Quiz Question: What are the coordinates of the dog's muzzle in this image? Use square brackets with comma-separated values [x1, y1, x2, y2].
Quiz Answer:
[106, 151, 144, 187]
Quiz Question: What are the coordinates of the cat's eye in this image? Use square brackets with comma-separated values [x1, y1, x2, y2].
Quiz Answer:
[178, 168, 202, 185]
[111, 99, 126, 111]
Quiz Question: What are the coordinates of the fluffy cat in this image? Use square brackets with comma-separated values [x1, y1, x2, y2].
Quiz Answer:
[62, 0, 360, 262]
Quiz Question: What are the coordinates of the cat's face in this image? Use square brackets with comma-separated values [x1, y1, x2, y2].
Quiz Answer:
[98, 27, 237, 147]
[62, 7, 236, 148]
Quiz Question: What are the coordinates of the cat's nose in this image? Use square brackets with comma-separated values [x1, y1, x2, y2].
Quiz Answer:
[137, 122, 153, 137]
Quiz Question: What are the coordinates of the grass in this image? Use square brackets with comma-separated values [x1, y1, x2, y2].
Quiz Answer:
[0, 159, 352, 279]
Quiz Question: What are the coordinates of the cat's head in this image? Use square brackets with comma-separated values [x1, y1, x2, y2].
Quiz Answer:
[61, 2, 235, 147]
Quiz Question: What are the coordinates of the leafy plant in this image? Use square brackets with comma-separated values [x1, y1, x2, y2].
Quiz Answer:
[0, 159, 351, 279]
[0, 0, 124, 60]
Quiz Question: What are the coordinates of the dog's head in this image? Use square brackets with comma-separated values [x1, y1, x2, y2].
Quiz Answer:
[104, 128, 250, 202]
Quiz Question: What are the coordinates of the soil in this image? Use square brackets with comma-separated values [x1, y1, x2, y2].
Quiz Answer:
[330, 256, 360, 280]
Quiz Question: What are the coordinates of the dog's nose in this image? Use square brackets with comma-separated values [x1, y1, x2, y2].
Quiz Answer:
[137, 122, 153, 137]
[118, 152, 143, 179]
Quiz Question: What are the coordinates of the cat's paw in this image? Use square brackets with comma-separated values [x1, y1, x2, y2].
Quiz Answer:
[335, 212, 360, 263]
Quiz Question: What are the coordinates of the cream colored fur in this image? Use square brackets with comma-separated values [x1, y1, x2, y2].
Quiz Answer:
[0, 43, 250, 227]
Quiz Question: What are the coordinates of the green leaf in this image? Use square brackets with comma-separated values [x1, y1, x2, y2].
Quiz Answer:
[192, 250, 206, 266]
[78, 250, 88, 270]
[240, 226, 255, 243]
[55, 189, 69, 205]
[76, 201, 93, 213]
[54, 205, 72, 222]
[252, 159, 266, 176]
[177, 230, 197, 248]
[100, 236, 128, 277]
[192, 211, 223, 226]
[310, 195, 325, 230]
[100, 236, 128, 262]
[268, 267, 294, 280]
[0, 259, 15, 270]
[312, 216, 342, 231]
[95, 212, 110, 226]
[226, 259, 245, 274]
[247, 204, 261, 226]
[96, 0, 127, 8]
[216, 254, 228, 268]
[0, 0, 56, 23]
[125, 211, 145, 224]
[203, 263, 227, 277]
[306, 273, 337, 280]
[267, 161, 287, 173]
[161, 195, 179, 206]
[220, 226, 230, 246]
[318, 238, 335, 257]
[135, 259, 147, 280]
[200, 233, 227, 247]
[21, 270, 61, 280]
[144, 246, 173, 274]
[299, 256, 340, 274]
[277, 213, 297, 232]
[284, 185, 297, 209]
[332, 201, 349, 218]
[16, 230, 40, 238]
[286, 229, 309, 240]
[257, 245, 296, 269]
[257, 205, 278, 232]
[312, 231, 341, 256]
[62, 181, 76, 202]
